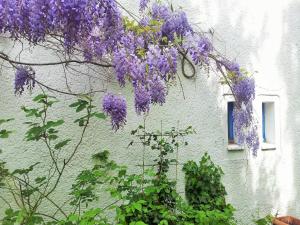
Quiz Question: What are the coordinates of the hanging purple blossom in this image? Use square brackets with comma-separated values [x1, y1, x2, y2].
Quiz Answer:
[14, 66, 35, 95]
[231, 72, 258, 155]
[140, 0, 150, 11]
[151, 3, 170, 21]
[149, 77, 166, 105]
[0, 0, 123, 53]
[219, 59, 242, 77]
[113, 48, 128, 87]
[165, 47, 178, 75]
[232, 77, 255, 104]
[151, 3, 192, 41]
[184, 32, 213, 65]
[134, 86, 151, 114]
[146, 45, 177, 78]
[102, 93, 127, 131]
[246, 126, 259, 156]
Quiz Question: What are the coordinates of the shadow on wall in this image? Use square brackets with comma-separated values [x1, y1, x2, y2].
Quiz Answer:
[278, 0, 300, 217]
[180, 0, 300, 224]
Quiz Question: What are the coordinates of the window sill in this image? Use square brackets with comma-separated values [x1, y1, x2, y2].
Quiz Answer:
[261, 143, 276, 150]
[227, 144, 244, 151]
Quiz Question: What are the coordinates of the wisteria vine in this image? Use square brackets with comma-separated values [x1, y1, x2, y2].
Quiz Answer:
[0, 0, 259, 155]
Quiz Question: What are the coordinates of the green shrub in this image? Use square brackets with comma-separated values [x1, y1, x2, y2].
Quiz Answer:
[183, 152, 227, 211]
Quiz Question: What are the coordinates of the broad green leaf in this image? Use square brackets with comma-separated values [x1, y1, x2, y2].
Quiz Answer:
[93, 112, 106, 120]
[33, 94, 47, 102]
[54, 139, 72, 150]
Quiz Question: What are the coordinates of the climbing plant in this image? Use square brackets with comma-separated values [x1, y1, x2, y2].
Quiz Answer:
[0, 0, 259, 154]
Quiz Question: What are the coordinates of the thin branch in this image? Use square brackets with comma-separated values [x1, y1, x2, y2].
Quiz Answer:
[0, 52, 113, 68]
[35, 212, 59, 222]
[13, 176, 67, 217]
[0, 195, 12, 208]
[208, 53, 238, 103]
[36, 80, 106, 97]
[45, 100, 92, 198]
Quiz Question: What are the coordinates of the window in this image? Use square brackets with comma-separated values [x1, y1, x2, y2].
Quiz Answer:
[261, 102, 276, 150]
[227, 101, 243, 151]
[227, 102, 235, 144]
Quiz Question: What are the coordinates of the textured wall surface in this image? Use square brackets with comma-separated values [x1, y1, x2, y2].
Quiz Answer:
[0, 0, 300, 224]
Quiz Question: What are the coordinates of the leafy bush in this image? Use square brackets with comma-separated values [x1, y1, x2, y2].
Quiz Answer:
[183, 152, 228, 211]
[115, 127, 236, 225]
[181, 152, 236, 225]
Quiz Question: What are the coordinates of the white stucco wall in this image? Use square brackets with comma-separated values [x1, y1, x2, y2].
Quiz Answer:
[1, 0, 300, 224]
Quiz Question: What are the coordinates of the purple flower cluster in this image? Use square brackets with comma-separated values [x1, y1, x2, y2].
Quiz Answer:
[102, 93, 127, 130]
[221, 60, 259, 155]
[149, 77, 166, 105]
[151, 3, 192, 41]
[220, 59, 242, 77]
[134, 86, 151, 114]
[233, 77, 255, 105]
[233, 105, 259, 155]
[113, 41, 177, 115]
[140, 0, 150, 11]
[112, 25, 178, 117]
[146, 45, 177, 78]
[184, 32, 213, 65]
[113, 47, 128, 87]
[14, 66, 35, 95]
[0, 0, 122, 54]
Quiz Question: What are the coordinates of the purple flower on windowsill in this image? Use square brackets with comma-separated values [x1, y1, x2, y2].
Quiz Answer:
[102, 93, 127, 131]
[232, 76, 258, 156]
[14, 66, 35, 95]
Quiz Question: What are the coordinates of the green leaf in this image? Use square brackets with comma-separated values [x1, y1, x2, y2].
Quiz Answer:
[92, 150, 109, 162]
[25, 126, 43, 141]
[35, 176, 47, 184]
[70, 99, 90, 113]
[93, 112, 106, 120]
[0, 130, 12, 138]
[159, 220, 168, 225]
[133, 202, 142, 212]
[54, 139, 72, 150]
[69, 102, 81, 108]
[76, 104, 87, 112]
[0, 118, 14, 126]
[33, 94, 47, 102]
[12, 162, 40, 175]
[130, 222, 147, 225]
[21, 106, 40, 117]
[45, 120, 64, 128]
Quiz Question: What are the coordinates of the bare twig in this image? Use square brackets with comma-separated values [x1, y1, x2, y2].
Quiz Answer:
[0, 52, 113, 68]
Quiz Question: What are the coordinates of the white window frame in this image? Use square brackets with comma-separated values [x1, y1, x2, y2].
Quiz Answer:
[258, 95, 280, 151]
